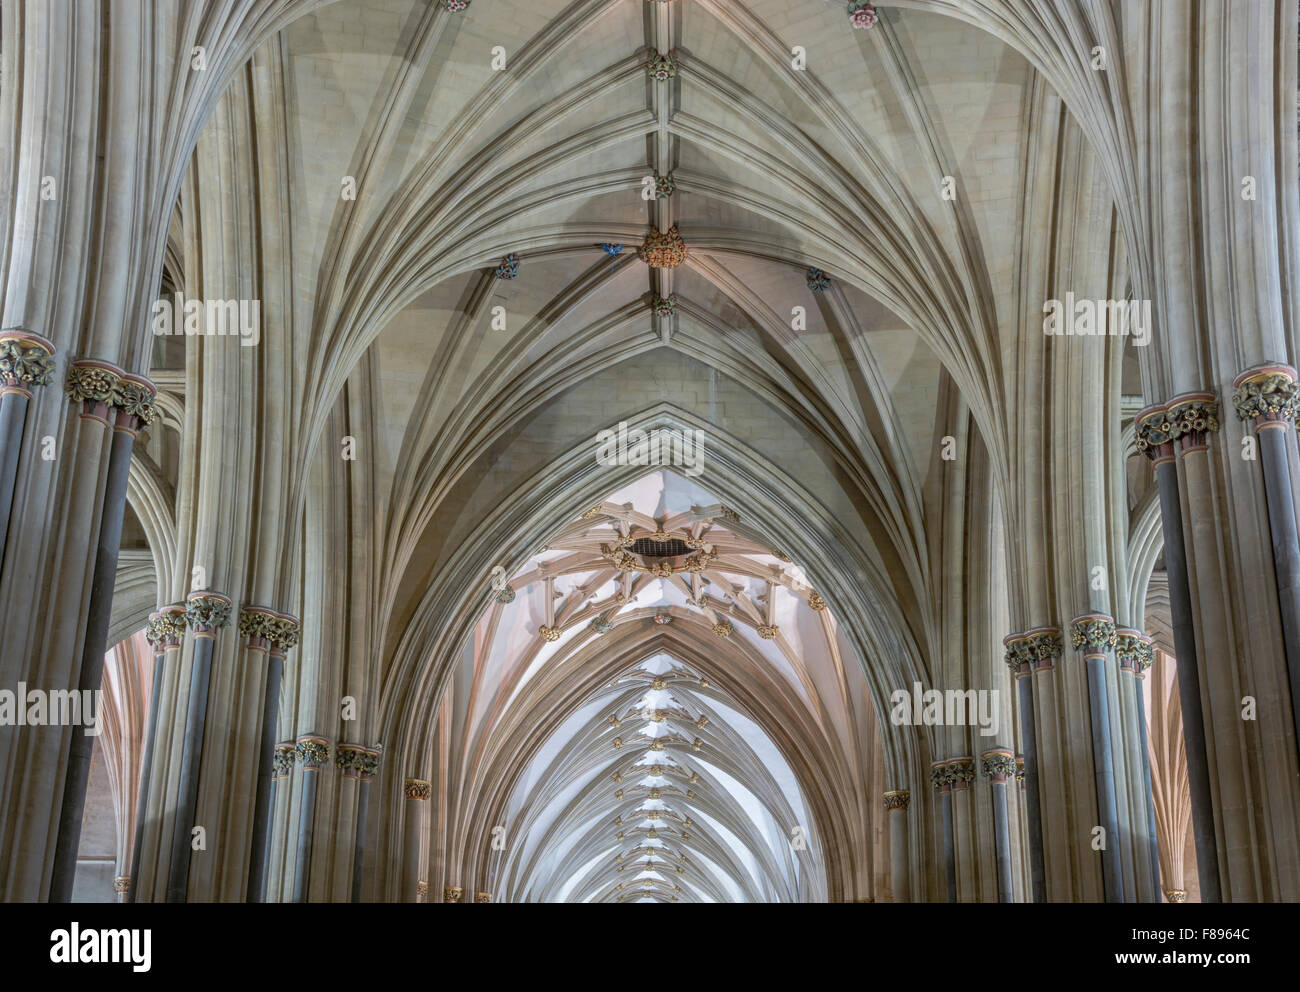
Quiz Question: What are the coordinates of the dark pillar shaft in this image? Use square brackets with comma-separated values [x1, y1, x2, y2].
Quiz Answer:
[352, 769, 375, 903]
[0, 331, 55, 577]
[1255, 423, 1300, 753]
[50, 410, 137, 901]
[166, 630, 216, 902]
[938, 780, 956, 902]
[246, 648, 284, 902]
[1016, 672, 1046, 902]
[1153, 459, 1222, 901]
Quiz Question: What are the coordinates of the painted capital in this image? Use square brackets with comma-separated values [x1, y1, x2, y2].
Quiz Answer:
[539, 624, 562, 642]
[980, 747, 1016, 784]
[930, 760, 953, 792]
[113, 373, 158, 434]
[1115, 628, 1153, 674]
[444, 886, 464, 903]
[1002, 631, 1032, 676]
[65, 359, 125, 425]
[1232, 364, 1299, 429]
[948, 757, 976, 790]
[882, 789, 910, 811]
[296, 735, 330, 771]
[113, 876, 130, 894]
[145, 606, 186, 652]
[1023, 626, 1063, 670]
[476, 892, 492, 903]
[237, 606, 281, 650]
[0, 330, 56, 395]
[1135, 402, 1177, 465]
[1165, 889, 1187, 903]
[639, 225, 687, 268]
[417, 880, 429, 899]
[273, 742, 298, 780]
[647, 50, 679, 81]
[404, 778, 431, 801]
[1015, 755, 1025, 786]
[1165, 392, 1220, 454]
[1070, 614, 1117, 658]
[184, 591, 233, 635]
[336, 744, 381, 780]
[807, 591, 827, 611]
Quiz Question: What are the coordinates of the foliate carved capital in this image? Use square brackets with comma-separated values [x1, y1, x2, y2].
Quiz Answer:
[115, 374, 158, 430]
[404, 778, 431, 801]
[113, 876, 131, 894]
[1071, 614, 1117, 657]
[444, 886, 464, 903]
[145, 607, 186, 651]
[1165, 889, 1187, 903]
[1232, 365, 1299, 428]
[475, 892, 492, 903]
[296, 736, 330, 771]
[948, 758, 976, 789]
[1015, 756, 1025, 784]
[1022, 627, 1063, 669]
[1115, 628, 1153, 673]
[882, 789, 910, 811]
[980, 748, 1016, 783]
[237, 606, 279, 647]
[184, 592, 233, 634]
[1165, 393, 1220, 452]
[1134, 403, 1175, 463]
[1002, 632, 1032, 673]
[0, 331, 56, 391]
[337, 744, 381, 780]
[273, 742, 298, 779]
[64, 360, 157, 427]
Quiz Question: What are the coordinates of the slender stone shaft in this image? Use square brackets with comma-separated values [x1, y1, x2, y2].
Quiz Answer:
[1072, 615, 1124, 902]
[1136, 403, 1221, 902]
[882, 790, 910, 902]
[166, 591, 233, 902]
[932, 761, 957, 902]
[292, 736, 329, 902]
[51, 372, 153, 901]
[403, 779, 431, 902]
[127, 608, 183, 903]
[1133, 661, 1162, 900]
[265, 742, 296, 900]
[0, 331, 55, 575]
[346, 746, 381, 903]
[982, 748, 1015, 902]
[1005, 629, 1050, 902]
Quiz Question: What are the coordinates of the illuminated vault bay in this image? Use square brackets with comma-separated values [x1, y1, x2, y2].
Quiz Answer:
[427, 471, 890, 902]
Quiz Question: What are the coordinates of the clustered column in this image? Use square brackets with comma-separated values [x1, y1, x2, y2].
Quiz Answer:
[882, 789, 910, 902]
[980, 747, 1016, 902]
[337, 744, 381, 902]
[167, 590, 234, 902]
[50, 361, 157, 901]
[238, 607, 302, 902]
[1232, 366, 1300, 754]
[126, 606, 186, 903]
[402, 779, 430, 902]
[1134, 399, 1222, 902]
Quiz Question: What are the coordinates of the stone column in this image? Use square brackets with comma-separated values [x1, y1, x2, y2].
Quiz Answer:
[981, 747, 1016, 902]
[166, 591, 233, 902]
[948, 758, 975, 900]
[126, 607, 184, 903]
[882, 789, 910, 902]
[266, 742, 297, 899]
[1071, 614, 1123, 902]
[403, 779, 430, 903]
[1135, 402, 1222, 902]
[1004, 630, 1048, 901]
[292, 735, 329, 903]
[931, 761, 956, 902]
[241, 608, 301, 902]
[1117, 629, 1161, 901]
[337, 745, 381, 903]
[1015, 756, 1028, 892]
[0, 331, 55, 571]
[49, 364, 156, 900]
[1232, 366, 1300, 753]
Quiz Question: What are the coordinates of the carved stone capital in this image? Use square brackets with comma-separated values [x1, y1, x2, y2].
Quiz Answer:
[1071, 614, 1117, 658]
[444, 885, 464, 903]
[948, 757, 976, 790]
[417, 880, 429, 899]
[475, 891, 492, 903]
[1165, 392, 1220, 453]
[237, 606, 280, 650]
[1165, 889, 1187, 903]
[0, 331, 56, 394]
[184, 591, 233, 635]
[114, 373, 158, 433]
[1002, 631, 1032, 675]
[980, 748, 1016, 784]
[113, 875, 130, 894]
[1015, 756, 1025, 785]
[1233, 364, 1299, 429]
[882, 789, 910, 811]
[1135, 402, 1176, 464]
[145, 606, 187, 651]
[273, 742, 297, 779]
[1115, 628, 1153, 673]
[1022, 626, 1063, 670]
[336, 744, 381, 780]
[296, 735, 330, 771]
[404, 778, 431, 801]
